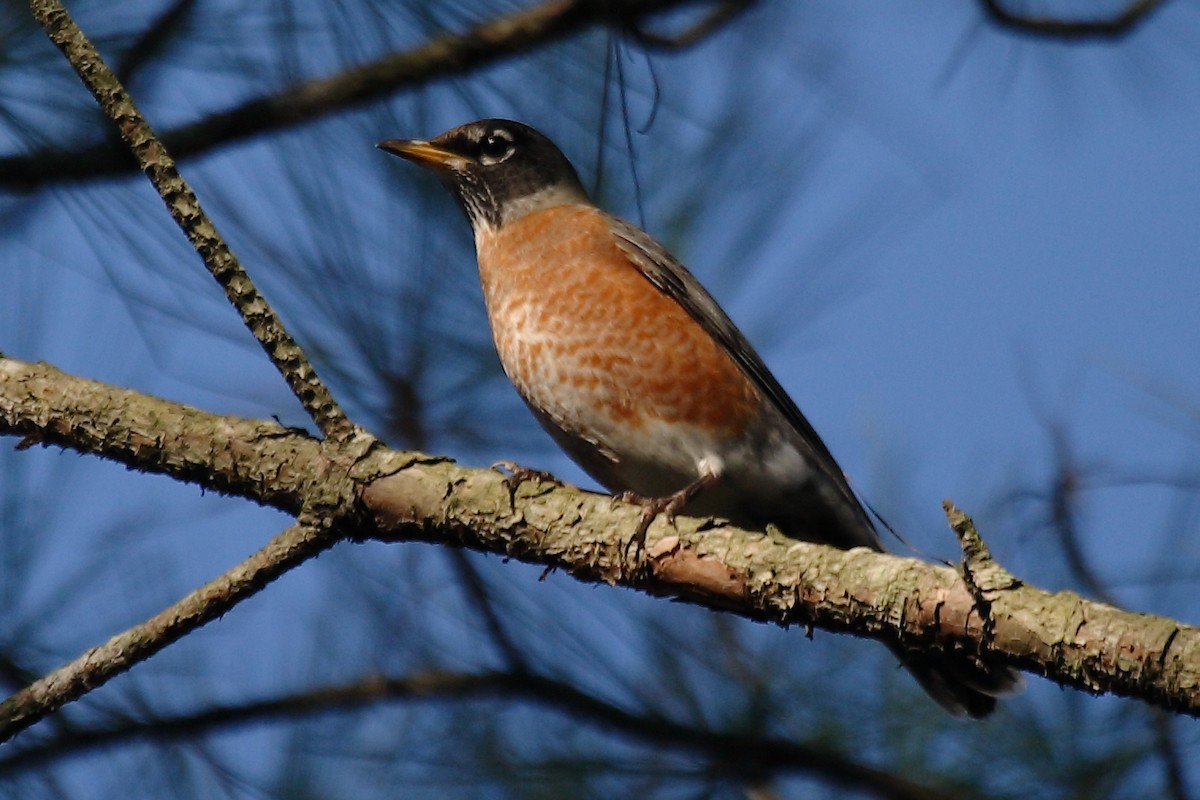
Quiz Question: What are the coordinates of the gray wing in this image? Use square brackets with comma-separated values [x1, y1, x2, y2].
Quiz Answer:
[610, 217, 1027, 712]
[606, 214, 877, 538]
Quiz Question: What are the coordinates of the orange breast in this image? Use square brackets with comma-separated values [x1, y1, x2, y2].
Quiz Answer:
[475, 205, 761, 441]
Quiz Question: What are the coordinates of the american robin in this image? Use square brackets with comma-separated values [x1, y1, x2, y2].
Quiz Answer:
[379, 119, 1019, 718]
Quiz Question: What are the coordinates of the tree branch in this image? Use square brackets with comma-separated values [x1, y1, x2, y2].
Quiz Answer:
[446, 550, 532, 671]
[981, 0, 1167, 39]
[29, 0, 355, 444]
[2, 354, 1198, 737]
[4, 0, 743, 187]
[114, 0, 199, 88]
[0, 522, 339, 744]
[0, 355, 334, 514]
[0, 670, 979, 800]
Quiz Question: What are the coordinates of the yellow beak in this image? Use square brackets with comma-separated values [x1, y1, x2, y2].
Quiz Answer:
[377, 139, 464, 170]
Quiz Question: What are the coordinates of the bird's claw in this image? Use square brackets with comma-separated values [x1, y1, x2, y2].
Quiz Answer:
[616, 489, 691, 572]
[492, 461, 560, 508]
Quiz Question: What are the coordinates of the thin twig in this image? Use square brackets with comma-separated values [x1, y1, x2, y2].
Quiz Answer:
[115, 0, 199, 87]
[627, 0, 753, 49]
[1153, 709, 1192, 800]
[0, 522, 339, 744]
[447, 551, 531, 672]
[1044, 427, 1118, 605]
[28, 0, 355, 443]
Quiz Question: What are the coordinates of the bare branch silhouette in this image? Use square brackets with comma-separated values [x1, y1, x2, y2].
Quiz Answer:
[0, 669, 980, 800]
[981, 0, 1166, 39]
[3, 0, 748, 187]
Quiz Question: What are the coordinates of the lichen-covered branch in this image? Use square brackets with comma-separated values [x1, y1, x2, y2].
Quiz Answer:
[29, 0, 354, 443]
[0, 522, 339, 743]
[0, 356, 332, 513]
[1, 354, 1198, 732]
[364, 468, 1200, 716]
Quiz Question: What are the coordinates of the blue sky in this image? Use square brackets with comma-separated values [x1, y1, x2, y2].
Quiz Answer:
[2, 1, 1198, 794]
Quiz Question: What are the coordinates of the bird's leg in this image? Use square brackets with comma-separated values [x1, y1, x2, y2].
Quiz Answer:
[492, 461, 561, 509]
[620, 465, 721, 566]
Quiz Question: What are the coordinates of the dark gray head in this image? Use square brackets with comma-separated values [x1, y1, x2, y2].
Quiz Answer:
[378, 119, 589, 232]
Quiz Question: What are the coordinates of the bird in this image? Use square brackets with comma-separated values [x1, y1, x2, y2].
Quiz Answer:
[378, 119, 1020, 718]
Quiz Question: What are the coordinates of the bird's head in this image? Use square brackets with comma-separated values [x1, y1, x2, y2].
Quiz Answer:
[379, 119, 589, 233]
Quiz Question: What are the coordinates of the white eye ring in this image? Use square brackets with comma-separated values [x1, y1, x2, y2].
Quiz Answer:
[478, 129, 516, 165]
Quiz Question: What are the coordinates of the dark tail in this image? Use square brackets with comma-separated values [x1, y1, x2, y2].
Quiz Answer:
[891, 645, 1024, 719]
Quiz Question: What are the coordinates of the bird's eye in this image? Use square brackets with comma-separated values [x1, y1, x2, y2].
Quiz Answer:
[478, 129, 516, 165]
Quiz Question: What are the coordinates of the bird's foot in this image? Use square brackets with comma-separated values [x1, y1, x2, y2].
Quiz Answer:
[492, 461, 560, 507]
[619, 491, 685, 566]
[616, 473, 716, 570]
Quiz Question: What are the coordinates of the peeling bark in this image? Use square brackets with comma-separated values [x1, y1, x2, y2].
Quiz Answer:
[2, 355, 1198, 720]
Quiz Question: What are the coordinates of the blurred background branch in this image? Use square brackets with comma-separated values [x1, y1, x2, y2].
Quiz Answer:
[0, 0, 751, 186]
[0, 521, 338, 744]
[0, 669, 982, 800]
[2, 0, 1197, 796]
[982, 0, 1166, 39]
